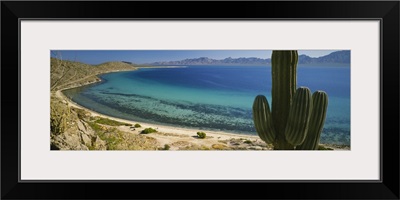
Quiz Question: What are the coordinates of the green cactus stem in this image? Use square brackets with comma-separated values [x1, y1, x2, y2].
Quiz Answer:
[271, 50, 297, 133]
[271, 50, 298, 150]
[296, 91, 328, 150]
[252, 95, 276, 144]
[284, 87, 312, 146]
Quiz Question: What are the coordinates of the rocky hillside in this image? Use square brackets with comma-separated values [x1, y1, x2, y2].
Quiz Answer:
[50, 58, 136, 91]
[50, 95, 159, 150]
[50, 58, 138, 150]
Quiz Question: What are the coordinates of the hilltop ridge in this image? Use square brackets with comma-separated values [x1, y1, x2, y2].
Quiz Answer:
[151, 50, 350, 66]
[50, 58, 137, 91]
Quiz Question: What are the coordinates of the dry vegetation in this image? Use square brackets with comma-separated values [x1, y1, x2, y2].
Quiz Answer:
[50, 57, 136, 91]
[50, 56, 142, 150]
[51, 97, 160, 150]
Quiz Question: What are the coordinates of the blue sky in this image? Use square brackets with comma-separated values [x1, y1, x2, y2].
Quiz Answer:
[51, 50, 338, 65]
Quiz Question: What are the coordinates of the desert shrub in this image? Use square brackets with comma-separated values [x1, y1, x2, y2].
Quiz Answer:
[134, 123, 142, 128]
[158, 144, 171, 150]
[164, 144, 170, 150]
[88, 124, 123, 150]
[95, 118, 132, 126]
[87, 122, 105, 133]
[88, 145, 96, 150]
[244, 140, 252, 144]
[197, 132, 206, 139]
[141, 128, 158, 134]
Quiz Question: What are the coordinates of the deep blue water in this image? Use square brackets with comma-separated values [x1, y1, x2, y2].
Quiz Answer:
[63, 64, 350, 145]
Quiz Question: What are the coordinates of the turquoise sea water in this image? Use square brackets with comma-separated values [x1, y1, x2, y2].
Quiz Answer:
[63, 64, 351, 145]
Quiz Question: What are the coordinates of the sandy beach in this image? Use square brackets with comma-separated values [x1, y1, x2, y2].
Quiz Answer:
[55, 88, 270, 150]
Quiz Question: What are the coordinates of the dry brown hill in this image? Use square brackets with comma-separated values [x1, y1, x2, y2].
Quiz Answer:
[50, 58, 137, 91]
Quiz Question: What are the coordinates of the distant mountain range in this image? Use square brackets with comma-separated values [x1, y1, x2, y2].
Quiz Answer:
[151, 50, 350, 66]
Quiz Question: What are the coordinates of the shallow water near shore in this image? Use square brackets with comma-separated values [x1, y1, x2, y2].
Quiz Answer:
[63, 64, 351, 145]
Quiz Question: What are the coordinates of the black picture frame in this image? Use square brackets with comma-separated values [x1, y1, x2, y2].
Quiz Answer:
[2, 1, 399, 199]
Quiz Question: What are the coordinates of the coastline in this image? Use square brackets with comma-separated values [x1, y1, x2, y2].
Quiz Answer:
[53, 66, 349, 151]
[54, 66, 270, 150]
[56, 89, 265, 148]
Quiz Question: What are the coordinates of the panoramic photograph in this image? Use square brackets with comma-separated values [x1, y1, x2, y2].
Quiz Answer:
[50, 50, 350, 151]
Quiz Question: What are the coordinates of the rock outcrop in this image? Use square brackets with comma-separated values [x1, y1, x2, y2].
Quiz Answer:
[50, 97, 107, 150]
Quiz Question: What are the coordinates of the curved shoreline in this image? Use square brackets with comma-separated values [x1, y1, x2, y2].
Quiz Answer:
[54, 68, 350, 150]
[55, 68, 262, 142]
[56, 89, 262, 142]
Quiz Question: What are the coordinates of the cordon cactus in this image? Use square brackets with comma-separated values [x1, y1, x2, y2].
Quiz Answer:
[252, 50, 328, 150]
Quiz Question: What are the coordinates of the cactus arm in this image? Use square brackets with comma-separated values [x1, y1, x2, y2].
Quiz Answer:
[252, 95, 276, 144]
[296, 91, 329, 150]
[284, 87, 313, 146]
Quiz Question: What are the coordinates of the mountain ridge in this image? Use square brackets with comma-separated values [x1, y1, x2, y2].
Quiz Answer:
[151, 50, 350, 66]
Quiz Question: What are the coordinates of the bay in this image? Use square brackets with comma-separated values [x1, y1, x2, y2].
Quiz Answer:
[63, 64, 350, 145]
